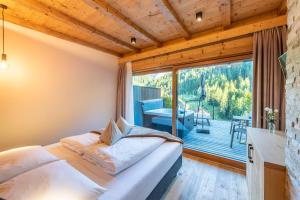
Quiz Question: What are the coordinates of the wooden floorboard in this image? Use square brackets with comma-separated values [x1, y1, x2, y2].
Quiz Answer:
[161, 154, 248, 200]
[182, 120, 247, 162]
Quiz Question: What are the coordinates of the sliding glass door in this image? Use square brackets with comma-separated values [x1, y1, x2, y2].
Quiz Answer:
[176, 60, 253, 162]
[132, 60, 253, 162]
[132, 72, 173, 133]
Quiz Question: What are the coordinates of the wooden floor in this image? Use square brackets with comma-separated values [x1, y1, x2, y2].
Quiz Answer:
[162, 154, 248, 200]
[183, 120, 247, 162]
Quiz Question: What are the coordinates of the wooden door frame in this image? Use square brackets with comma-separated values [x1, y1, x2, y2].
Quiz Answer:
[171, 67, 178, 136]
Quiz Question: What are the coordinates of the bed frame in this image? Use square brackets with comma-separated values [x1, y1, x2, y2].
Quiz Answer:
[146, 155, 182, 200]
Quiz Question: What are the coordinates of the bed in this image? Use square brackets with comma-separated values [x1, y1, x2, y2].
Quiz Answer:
[46, 140, 182, 200]
[0, 146, 107, 200]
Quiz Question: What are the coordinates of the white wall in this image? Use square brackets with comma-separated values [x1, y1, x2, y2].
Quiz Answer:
[0, 22, 119, 151]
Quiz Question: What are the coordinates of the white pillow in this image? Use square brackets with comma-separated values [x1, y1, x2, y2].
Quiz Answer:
[100, 120, 123, 145]
[116, 117, 133, 135]
[60, 133, 100, 155]
[0, 146, 58, 183]
[0, 160, 106, 200]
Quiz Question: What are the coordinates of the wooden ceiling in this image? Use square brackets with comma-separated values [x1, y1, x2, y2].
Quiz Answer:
[1, 0, 286, 58]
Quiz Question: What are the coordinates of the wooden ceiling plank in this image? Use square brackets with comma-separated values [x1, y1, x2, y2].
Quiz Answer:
[19, 0, 138, 51]
[278, 0, 287, 15]
[83, 0, 161, 46]
[155, 0, 190, 39]
[5, 13, 121, 56]
[222, 0, 231, 27]
[119, 14, 287, 63]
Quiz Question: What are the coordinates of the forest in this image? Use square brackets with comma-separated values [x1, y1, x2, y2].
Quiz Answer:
[133, 60, 253, 121]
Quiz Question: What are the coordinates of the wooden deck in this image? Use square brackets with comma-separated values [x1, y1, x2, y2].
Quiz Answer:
[183, 120, 247, 162]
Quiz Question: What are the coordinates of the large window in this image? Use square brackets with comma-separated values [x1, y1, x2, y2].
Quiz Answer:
[132, 60, 253, 162]
[133, 72, 173, 133]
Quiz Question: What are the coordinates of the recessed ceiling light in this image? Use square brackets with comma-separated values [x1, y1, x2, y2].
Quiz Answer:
[196, 11, 203, 22]
[131, 37, 136, 45]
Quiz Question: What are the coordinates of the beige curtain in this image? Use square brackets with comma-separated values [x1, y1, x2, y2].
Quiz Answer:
[252, 26, 287, 130]
[116, 62, 134, 123]
[116, 63, 126, 120]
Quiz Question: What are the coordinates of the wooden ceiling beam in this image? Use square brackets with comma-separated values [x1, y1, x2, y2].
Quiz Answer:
[221, 0, 231, 28]
[83, 0, 161, 46]
[19, 0, 139, 52]
[132, 36, 252, 71]
[119, 14, 287, 63]
[5, 14, 121, 56]
[155, 0, 190, 39]
[278, 0, 287, 15]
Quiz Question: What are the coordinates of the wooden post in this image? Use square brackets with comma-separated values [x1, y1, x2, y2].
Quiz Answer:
[172, 68, 178, 136]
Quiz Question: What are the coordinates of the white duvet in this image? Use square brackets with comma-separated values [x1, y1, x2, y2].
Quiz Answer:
[0, 160, 106, 200]
[60, 133, 100, 155]
[83, 137, 165, 175]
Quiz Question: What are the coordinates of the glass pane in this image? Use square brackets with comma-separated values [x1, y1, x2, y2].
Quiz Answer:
[133, 72, 173, 134]
[176, 60, 253, 162]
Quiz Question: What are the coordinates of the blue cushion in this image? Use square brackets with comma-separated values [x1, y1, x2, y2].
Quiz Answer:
[141, 99, 163, 112]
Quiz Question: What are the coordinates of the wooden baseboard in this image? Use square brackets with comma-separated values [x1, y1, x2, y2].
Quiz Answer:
[183, 148, 246, 172]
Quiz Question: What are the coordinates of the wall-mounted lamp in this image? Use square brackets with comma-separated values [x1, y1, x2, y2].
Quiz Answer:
[196, 11, 203, 22]
[131, 37, 136, 45]
[0, 4, 8, 70]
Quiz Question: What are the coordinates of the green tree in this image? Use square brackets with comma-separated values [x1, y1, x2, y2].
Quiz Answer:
[133, 60, 253, 121]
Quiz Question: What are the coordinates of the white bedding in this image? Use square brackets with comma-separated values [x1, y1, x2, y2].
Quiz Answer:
[46, 142, 182, 200]
[83, 137, 165, 175]
[0, 160, 106, 200]
[60, 133, 100, 155]
[0, 146, 58, 183]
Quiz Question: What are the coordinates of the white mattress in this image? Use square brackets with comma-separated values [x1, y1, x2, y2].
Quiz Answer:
[46, 142, 182, 200]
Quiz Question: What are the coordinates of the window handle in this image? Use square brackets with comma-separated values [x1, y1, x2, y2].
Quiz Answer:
[248, 144, 254, 163]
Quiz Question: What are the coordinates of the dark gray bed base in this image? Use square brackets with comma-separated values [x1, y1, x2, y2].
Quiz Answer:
[146, 155, 182, 200]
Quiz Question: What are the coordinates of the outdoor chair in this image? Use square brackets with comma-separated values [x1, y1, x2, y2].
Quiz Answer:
[230, 120, 247, 148]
